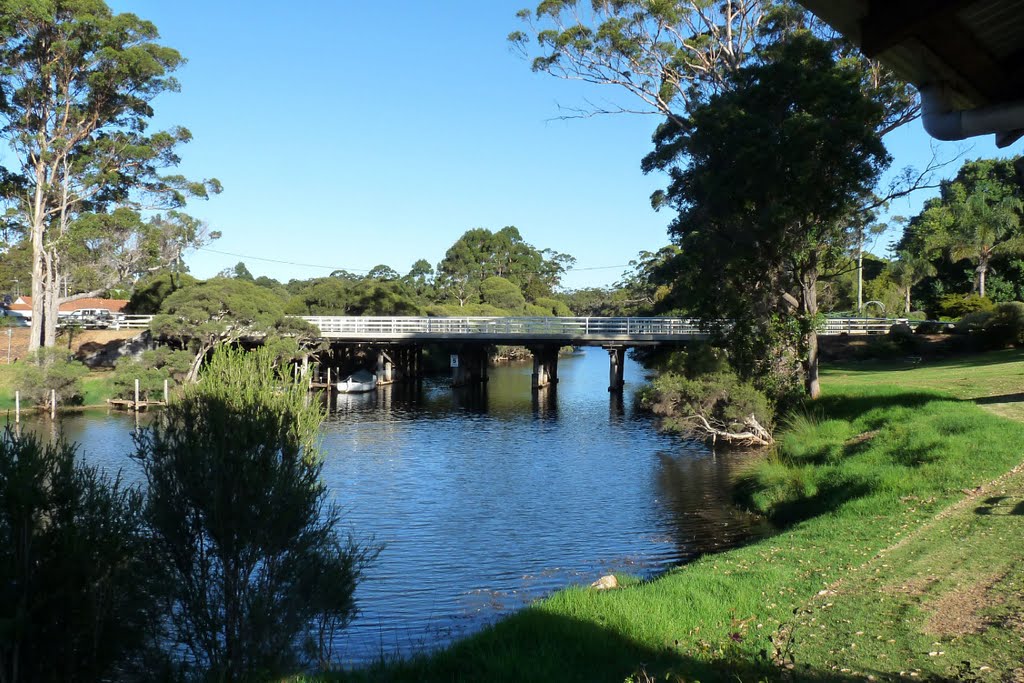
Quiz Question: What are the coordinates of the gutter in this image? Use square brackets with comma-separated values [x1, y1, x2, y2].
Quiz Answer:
[919, 84, 1024, 148]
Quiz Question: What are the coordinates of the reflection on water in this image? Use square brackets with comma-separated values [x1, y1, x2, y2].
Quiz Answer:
[9, 348, 771, 666]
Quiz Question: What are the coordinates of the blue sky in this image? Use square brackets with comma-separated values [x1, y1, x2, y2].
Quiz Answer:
[110, 1, 1020, 290]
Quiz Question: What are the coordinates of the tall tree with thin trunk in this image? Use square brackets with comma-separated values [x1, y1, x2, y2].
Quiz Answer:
[0, 1, 219, 351]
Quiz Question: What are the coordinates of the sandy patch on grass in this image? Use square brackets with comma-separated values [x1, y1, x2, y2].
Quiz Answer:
[922, 573, 1004, 637]
[881, 575, 938, 596]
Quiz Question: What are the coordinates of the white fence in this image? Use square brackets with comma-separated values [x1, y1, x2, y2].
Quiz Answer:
[86, 315, 928, 338]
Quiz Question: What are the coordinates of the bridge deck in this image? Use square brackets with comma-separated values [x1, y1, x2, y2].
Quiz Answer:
[298, 316, 913, 344]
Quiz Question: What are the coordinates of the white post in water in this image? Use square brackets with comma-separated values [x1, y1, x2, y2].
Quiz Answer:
[326, 367, 331, 390]
[164, 378, 169, 404]
[50, 389, 56, 419]
[135, 378, 140, 411]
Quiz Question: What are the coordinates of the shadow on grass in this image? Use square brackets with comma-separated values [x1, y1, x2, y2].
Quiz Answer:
[812, 391, 945, 423]
[343, 608, 873, 683]
[973, 392, 1024, 406]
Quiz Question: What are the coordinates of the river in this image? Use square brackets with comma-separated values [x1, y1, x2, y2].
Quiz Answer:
[16, 347, 770, 666]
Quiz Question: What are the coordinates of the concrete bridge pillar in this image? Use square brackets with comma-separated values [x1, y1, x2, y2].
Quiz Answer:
[606, 346, 626, 393]
[529, 345, 560, 390]
[376, 349, 395, 385]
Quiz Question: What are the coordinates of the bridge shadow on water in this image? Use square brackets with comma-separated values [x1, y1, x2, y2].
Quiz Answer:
[357, 608, 874, 683]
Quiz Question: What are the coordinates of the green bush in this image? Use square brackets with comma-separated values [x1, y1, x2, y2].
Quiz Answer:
[110, 347, 193, 401]
[955, 310, 993, 334]
[906, 310, 927, 321]
[133, 346, 373, 679]
[0, 429, 157, 681]
[981, 301, 1024, 347]
[888, 323, 918, 351]
[479, 276, 526, 312]
[937, 293, 993, 318]
[639, 370, 774, 440]
[531, 297, 573, 317]
[915, 320, 951, 335]
[14, 348, 89, 405]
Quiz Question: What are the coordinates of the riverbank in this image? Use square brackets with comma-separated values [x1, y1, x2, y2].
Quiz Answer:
[0, 365, 120, 411]
[318, 350, 1024, 682]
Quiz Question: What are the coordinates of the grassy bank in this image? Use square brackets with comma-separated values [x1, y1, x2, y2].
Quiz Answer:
[0, 365, 117, 411]
[321, 352, 1024, 682]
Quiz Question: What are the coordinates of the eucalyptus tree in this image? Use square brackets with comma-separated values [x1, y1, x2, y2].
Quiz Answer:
[509, 0, 918, 134]
[0, 1, 220, 351]
[649, 34, 890, 399]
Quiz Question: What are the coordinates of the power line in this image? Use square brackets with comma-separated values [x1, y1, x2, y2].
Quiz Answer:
[196, 246, 631, 274]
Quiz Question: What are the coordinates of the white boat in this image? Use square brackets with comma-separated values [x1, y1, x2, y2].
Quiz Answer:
[336, 369, 377, 394]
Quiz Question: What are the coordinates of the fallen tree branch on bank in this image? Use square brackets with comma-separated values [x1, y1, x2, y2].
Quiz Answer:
[686, 413, 774, 447]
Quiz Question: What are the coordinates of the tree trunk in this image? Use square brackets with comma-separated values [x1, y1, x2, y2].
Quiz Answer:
[905, 286, 912, 315]
[977, 261, 987, 298]
[800, 263, 821, 400]
[185, 344, 212, 383]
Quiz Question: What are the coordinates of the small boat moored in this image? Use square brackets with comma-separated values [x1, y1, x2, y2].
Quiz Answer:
[336, 369, 377, 393]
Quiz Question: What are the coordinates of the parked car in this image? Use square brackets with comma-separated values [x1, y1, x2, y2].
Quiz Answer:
[62, 308, 114, 329]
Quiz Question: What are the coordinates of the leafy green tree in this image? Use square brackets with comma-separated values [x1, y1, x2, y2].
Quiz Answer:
[898, 157, 1024, 307]
[132, 347, 372, 680]
[347, 280, 422, 316]
[0, 429, 157, 682]
[366, 264, 399, 281]
[647, 34, 889, 399]
[150, 278, 290, 382]
[231, 262, 255, 281]
[436, 227, 574, 306]
[403, 259, 436, 299]
[0, 2, 220, 351]
[509, 1, 917, 134]
[284, 277, 353, 315]
[479, 276, 527, 312]
[125, 271, 199, 314]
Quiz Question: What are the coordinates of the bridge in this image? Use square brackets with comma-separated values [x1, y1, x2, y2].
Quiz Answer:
[110, 315, 923, 392]
[296, 316, 918, 392]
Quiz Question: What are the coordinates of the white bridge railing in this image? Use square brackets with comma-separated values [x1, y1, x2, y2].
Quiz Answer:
[102, 315, 923, 338]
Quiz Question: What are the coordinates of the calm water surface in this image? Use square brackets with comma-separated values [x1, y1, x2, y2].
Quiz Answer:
[17, 348, 770, 665]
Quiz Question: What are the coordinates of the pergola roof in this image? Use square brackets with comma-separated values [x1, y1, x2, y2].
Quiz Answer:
[799, 0, 1024, 111]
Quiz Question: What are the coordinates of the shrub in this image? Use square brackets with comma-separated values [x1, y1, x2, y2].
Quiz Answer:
[888, 322, 918, 351]
[531, 297, 573, 317]
[937, 293, 993, 318]
[955, 310, 993, 334]
[982, 301, 1024, 347]
[640, 370, 774, 442]
[479, 276, 526, 312]
[906, 310, 927, 321]
[133, 346, 373, 679]
[13, 348, 89, 405]
[110, 347, 193, 401]
[0, 429, 157, 681]
[915, 320, 951, 335]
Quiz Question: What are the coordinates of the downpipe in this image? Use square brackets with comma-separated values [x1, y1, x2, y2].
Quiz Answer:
[919, 84, 1024, 148]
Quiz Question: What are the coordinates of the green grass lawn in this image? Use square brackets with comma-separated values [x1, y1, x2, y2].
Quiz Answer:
[317, 351, 1024, 682]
